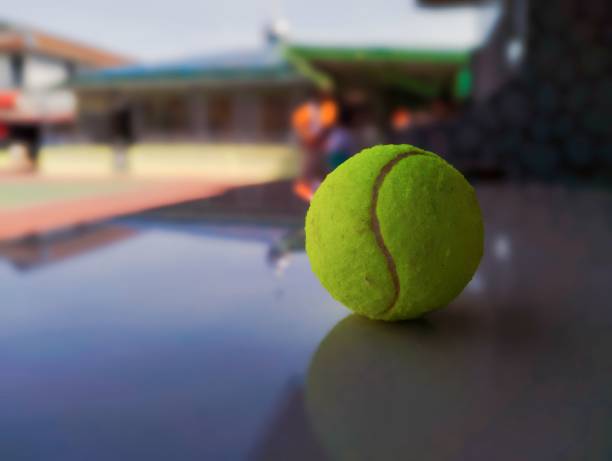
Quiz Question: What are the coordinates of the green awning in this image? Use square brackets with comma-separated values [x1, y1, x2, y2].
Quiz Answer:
[286, 45, 471, 65]
[285, 45, 472, 99]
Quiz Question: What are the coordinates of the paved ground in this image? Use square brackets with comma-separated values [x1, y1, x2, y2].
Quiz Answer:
[0, 174, 233, 241]
[0, 142, 300, 241]
[0, 178, 140, 209]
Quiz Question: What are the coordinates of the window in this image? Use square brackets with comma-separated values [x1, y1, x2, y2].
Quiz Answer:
[261, 93, 289, 141]
[140, 93, 189, 138]
[207, 94, 233, 139]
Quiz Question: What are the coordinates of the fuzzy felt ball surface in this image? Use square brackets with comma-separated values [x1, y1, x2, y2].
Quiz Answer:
[305, 144, 484, 321]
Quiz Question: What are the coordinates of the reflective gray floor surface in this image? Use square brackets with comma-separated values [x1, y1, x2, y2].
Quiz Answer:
[1, 181, 611, 460]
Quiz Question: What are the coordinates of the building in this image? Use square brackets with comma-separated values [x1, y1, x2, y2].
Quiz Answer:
[74, 39, 309, 145]
[0, 20, 131, 158]
[64, 1, 498, 168]
[72, 24, 473, 149]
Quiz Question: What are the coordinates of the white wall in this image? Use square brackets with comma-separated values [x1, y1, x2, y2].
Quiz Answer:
[24, 54, 69, 90]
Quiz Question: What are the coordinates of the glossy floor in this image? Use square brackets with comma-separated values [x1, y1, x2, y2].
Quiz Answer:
[1, 181, 611, 460]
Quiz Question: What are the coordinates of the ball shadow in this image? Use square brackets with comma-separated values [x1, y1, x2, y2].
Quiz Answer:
[305, 311, 502, 461]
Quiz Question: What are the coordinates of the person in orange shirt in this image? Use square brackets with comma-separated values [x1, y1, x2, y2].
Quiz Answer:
[292, 95, 338, 201]
[391, 107, 412, 132]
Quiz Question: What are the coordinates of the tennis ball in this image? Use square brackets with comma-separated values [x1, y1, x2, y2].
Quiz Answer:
[305, 144, 483, 321]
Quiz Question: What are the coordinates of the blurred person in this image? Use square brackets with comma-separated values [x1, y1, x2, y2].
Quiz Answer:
[410, 98, 454, 129]
[111, 101, 135, 172]
[291, 94, 338, 201]
[324, 106, 355, 170]
[8, 124, 41, 171]
[389, 106, 413, 143]
[391, 107, 413, 132]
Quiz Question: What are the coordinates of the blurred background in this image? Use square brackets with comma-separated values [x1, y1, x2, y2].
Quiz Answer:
[1, 1, 611, 459]
[1, 0, 611, 217]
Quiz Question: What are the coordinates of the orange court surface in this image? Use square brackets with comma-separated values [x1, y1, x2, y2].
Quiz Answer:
[0, 174, 232, 241]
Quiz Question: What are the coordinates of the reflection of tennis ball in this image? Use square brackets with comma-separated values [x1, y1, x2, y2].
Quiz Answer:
[305, 144, 483, 321]
[306, 315, 492, 461]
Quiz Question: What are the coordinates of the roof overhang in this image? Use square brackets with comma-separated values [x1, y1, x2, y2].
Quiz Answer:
[0, 28, 132, 68]
[286, 45, 472, 99]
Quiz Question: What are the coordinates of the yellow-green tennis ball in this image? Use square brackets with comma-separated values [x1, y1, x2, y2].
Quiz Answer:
[305, 144, 483, 321]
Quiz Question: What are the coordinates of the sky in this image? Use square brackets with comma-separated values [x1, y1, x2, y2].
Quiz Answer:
[2, 0, 499, 62]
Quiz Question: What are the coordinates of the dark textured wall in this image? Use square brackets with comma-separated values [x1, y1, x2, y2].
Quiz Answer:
[406, 0, 612, 178]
